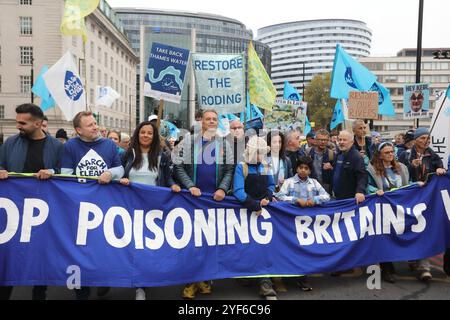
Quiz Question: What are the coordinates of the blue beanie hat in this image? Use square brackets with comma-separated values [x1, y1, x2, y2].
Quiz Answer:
[414, 127, 430, 139]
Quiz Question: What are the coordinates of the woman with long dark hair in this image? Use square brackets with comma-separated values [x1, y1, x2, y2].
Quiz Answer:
[367, 142, 410, 284]
[121, 121, 180, 300]
[267, 130, 293, 192]
[121, 121, 180, 191]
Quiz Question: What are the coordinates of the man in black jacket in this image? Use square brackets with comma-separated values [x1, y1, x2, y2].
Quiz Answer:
[332, 130, 367, 203]
[0, 104, 63, 300]
[398, 127, 446, 282]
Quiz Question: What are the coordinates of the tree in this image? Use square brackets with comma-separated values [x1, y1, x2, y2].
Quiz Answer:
[304, 73, 336, 129]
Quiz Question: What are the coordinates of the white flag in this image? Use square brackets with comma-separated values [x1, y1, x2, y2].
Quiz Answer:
[430, 91, 450, 169]
[43, 51, 86, 121]
[95, 86, 120, 108]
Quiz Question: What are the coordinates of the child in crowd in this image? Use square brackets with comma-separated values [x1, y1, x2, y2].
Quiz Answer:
[233, 136, 277, 300]
[276, 155, 331, 291]
[276, 156, 330, 207]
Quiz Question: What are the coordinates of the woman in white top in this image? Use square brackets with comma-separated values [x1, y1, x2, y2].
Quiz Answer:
[121, 121, 181, 300]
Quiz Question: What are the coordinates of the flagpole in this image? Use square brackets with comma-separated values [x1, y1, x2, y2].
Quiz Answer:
[415, 0, 424, 128]
[83, 40, 88, 111]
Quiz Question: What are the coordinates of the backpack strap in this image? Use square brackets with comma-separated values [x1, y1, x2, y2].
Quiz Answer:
[241, 162, 249, 179]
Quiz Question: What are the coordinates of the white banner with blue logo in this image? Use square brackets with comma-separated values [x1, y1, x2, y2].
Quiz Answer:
[143, 43, 190, 104]
[43, 51, 86, 121]
[0, 175, 449, 287]
[192, 53, 245, 114]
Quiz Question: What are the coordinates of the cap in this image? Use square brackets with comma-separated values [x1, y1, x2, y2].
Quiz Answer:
[247, 136, 269, 151]
[414, 127, 430, 140]
[55, 129, 68, 140]
[148, 115, 158, 122]
[371, 131, 381, 138]
[404, 130, 415, 144]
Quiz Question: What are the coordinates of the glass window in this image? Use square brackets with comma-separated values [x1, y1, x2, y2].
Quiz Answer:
[20, 46, 33, 65]
[90, 41, 95, 58]
[104, 52, 108, 68]
[20, 0, 32, 4]
[19, 17, 32, 35]
[90, 88, 94, 104]
[90, 65, 94, 83]
[20, 75, 31, 93]
[0, 105, 4, 119]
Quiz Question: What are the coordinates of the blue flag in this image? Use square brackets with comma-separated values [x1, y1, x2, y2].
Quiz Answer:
[370, 82, 395, 116]
[330, 44, 377, 99]
[330, 99, 345, 130]
[446, 84, 450, 99]
[245, 91, 264, 121]
[283, 81, 302, 101]
[32, 66, 56, 111]
[304, 116, 312, 135]
[163, 120, 180, 138]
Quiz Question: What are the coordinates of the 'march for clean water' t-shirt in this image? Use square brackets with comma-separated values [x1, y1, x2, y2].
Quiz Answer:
[61, 137, 122, 177]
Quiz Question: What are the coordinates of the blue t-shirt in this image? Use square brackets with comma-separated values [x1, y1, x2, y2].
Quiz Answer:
[196, 138, 217, 194]
[61, 137, 122, 177]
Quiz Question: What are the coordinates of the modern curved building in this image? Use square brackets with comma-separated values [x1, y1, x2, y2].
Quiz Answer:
[257, 19, 372, 95]
[114, 8, 271, 126]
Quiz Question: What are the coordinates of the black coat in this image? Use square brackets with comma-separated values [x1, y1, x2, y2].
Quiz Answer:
[332, 146, 368, 200]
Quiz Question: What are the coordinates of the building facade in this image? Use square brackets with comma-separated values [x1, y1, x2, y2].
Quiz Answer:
[257, 19, 372, 96]
[114, 8, 271, 127]
[0, 0, 138, 138]
[360, 48, 450, 134]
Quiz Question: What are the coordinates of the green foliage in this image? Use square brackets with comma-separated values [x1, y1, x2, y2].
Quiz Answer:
[304, 73, 336, 129]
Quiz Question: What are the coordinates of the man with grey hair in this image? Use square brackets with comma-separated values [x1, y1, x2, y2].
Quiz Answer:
[285, 130, 302, 170]
[332, 130, 367, 204]
[228, 118, 246, 164]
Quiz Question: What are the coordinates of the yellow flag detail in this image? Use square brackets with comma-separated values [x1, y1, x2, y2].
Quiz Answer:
[60, 0, 100, 43]
[248, 42, 276, 111]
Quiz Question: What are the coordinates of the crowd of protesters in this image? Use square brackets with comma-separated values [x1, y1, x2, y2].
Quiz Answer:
[0, 103, 449, 300]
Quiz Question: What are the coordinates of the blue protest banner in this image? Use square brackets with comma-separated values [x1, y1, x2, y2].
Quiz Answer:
[0, 175, 449, 287]
[144, 42, 190, 104]
[192, 54, 245, 114]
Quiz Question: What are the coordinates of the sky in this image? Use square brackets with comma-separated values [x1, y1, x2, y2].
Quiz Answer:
[107, 0, 450, 56]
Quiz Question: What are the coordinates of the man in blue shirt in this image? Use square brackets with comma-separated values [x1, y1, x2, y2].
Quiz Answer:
[61, 111, 124, 184]
[61, 111, 124, 300]
[174, 109, 234, 300]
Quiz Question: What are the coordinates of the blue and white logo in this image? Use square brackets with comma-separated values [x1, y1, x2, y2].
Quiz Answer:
[64, 71, 84, 101]
[287, 93, 300, 101]
[345, 67, 358, 89]
[370, 83, 385, 105]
